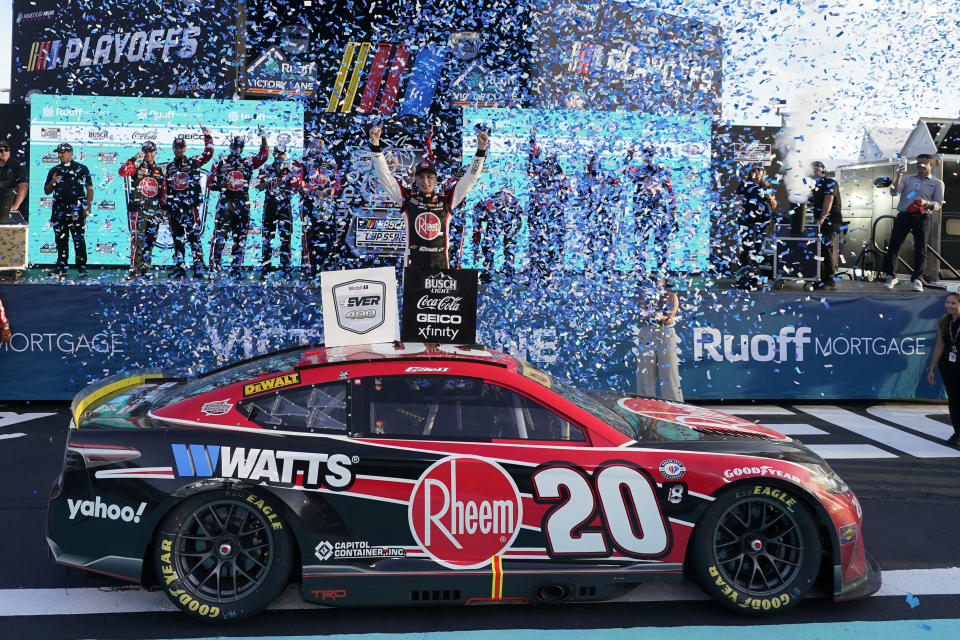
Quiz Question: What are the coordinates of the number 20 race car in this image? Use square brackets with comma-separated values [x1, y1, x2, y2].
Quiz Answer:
[48, 343, 880, 621]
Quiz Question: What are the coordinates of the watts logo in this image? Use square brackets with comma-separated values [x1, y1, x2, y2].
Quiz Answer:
[243, 372, 300, 396]
[326, 41, 446, 117]
[25, 25, 200, 72]
[170, 444, 355, 490]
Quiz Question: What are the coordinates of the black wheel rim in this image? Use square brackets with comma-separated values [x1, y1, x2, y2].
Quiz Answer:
[712, 497, 804, 596]
[173, 499, 274, 603]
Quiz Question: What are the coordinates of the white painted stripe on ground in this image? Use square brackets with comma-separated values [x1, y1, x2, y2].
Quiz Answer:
[795, 405, 960, 458]
[865, 405, 956, 441]
[0, 412, 56, 428]
[3, 568, 958, 617]
[0, 433, 26, 441]
[708, 406, 795, 416]
[806, 444, 899, 460]
[759, 423, 828, 436]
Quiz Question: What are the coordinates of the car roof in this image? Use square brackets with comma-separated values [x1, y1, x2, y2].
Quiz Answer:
[295, 343, 519, 371]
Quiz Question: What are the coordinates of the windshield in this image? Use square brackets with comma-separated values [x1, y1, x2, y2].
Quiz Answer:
[154, 351, 305, 408]
[518, 362, 637, 439]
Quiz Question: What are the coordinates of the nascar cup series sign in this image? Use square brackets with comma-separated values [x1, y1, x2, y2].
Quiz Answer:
[320, 267, 399, 347]
[401, 268, 478, 344]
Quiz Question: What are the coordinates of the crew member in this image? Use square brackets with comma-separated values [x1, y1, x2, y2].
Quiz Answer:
[293, 136, 340, 276]
[809, 161, 842, 290]
[734, 163, 777, 290]
[256, 144, 297, 275]
[527, 128, 570, 274]
[44, 143, 93, 278]
[163, 127, 214, 278]
[119, 141, 166, 278]
[626, 145, 676, 274]
[928, 292, 960, 448]
[885, 154, 945, 292]
[0, 295, 10, 343]
[581, 155, 622, 272]
[0, 140, 28, 224]
[369, 124, 488, 270]
[208, 132, 269, 277]
[473, 188, 522, 279]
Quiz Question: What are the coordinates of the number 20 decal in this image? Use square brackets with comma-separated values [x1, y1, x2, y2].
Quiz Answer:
[532, 463, 671, 558]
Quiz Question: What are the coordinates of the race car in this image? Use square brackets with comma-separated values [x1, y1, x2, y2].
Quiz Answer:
[48, 342, 880, 621]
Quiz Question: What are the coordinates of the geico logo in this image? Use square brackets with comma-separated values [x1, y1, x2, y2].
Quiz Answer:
[416, 313, 461, 324]
[243, 372, 300, 396]
[346, 309, 376, 320]
[0, 332, 125, 355]
[67, 497, 147, 523]
[171, 444, 354, 489]
[345, 295, 380, 307]
[693, 326, 811, 362]
[723, 465, 801, 484]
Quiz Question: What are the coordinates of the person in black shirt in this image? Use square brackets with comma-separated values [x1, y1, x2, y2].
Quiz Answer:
[43, 143, 93, 278]
[473, 188, 522, 279]
[255, 145, 296, 276]
[0, 141, 27, 223]
[927, 292, 960, 447]
[808, 161, 842, 290]
[734, 164, 776, 290]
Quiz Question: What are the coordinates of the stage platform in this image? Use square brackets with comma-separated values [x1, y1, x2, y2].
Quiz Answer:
[0, 269, 952, 402]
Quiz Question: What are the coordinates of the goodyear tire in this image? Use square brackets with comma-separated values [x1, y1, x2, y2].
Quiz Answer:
[154, 489, 293, 622]
[689, 483, 821, 615]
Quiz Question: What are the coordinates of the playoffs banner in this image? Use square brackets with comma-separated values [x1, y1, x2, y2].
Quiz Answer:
[402, 268, 478, 344]
[12, 0, 239, 102]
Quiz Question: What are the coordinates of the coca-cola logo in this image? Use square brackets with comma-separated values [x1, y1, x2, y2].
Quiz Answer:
[226, 171, 245, 190]
[417, 295, 461, 312]
[138, 177, 159, 198]
[170, 172, 191, 190]
[408, 456, 522, 569]
[414, 212, 442, 240]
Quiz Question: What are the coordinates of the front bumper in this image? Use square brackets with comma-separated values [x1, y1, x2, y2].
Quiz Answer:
[837, 551, 882, 601]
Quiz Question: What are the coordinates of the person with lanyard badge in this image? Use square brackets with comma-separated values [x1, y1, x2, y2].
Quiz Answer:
[0, 140, 28, 224]
[163, 127, 214, 278]
[44, 143, 93, 278]
[927, 292, 960, 447]
[119, 140, 167, 278]
[208, 131, 269, 277]
[256, 144, 297, 277]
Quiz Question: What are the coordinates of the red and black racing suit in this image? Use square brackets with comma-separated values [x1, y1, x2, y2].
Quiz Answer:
[370, 143, 486, 269]
[207, 141, 269, 274]
[292, 155, 340, 275]
[257, 158, 298, 273]
[474, 189, 522, 277]
[626, 161, 676, 273]
[118, 158, 166, 276]
[527, 138, 571, 274]
[162, 136, 213, 276]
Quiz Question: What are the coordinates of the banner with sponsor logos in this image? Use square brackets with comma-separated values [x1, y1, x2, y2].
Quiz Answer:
[11, 0, 239, 103]
[401, 268, 479, 344]
[28, 94, 304, 266]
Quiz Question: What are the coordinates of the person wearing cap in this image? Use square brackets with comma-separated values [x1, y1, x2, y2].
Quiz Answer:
[208, 131, 269, 277]
[44, 143, 93, 278]
[884, 154, 946, 292]
[369, 124, 487, 270]
[626, 145, 676, 275]
[163, 126, 214, 278]
[0, 140, 28, 224]
[255, 144, 297, 276]
[527, 127, 571, 276]
[808, 161, 842, 290]
[734, 163, 777, 290]
[119, 141, 167, 278]
[292, 135, 341, 276]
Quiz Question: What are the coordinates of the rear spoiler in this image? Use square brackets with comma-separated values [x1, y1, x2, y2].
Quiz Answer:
[71, 369, 168, 427]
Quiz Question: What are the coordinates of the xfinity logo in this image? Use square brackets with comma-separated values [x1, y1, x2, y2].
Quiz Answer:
[67, 497, 147, 523]
[171, 444, 356, 490]
[693, 327, 811, 362]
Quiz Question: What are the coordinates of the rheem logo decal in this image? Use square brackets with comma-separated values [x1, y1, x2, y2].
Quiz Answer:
[414, 212, 442, 240]
[408, 456, 522, 569]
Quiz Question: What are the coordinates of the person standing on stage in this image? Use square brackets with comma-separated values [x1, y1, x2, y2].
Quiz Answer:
[734, 163, 777, 290]
[44, 143, 93, 278]
[163, 127, 214, 278]
[0, 295, 10, 343]
[369, 124, 488, 270]
[119, 141, 166, 278]
[634, 278, 683, 401]
[0, 140, 28, 223]
[256, 144, 297, 276]
[927, 292, 960, 447]
[809, 160, 842, 290]
[581, 155, 623, 272]
[208, 131, 269, 277]
[293, 136, 340, 276]
[527, 128, 570, 275]
[626, 145, 676, 275]
[473, 187, 522, 280]
[885, 154, 945, 292]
